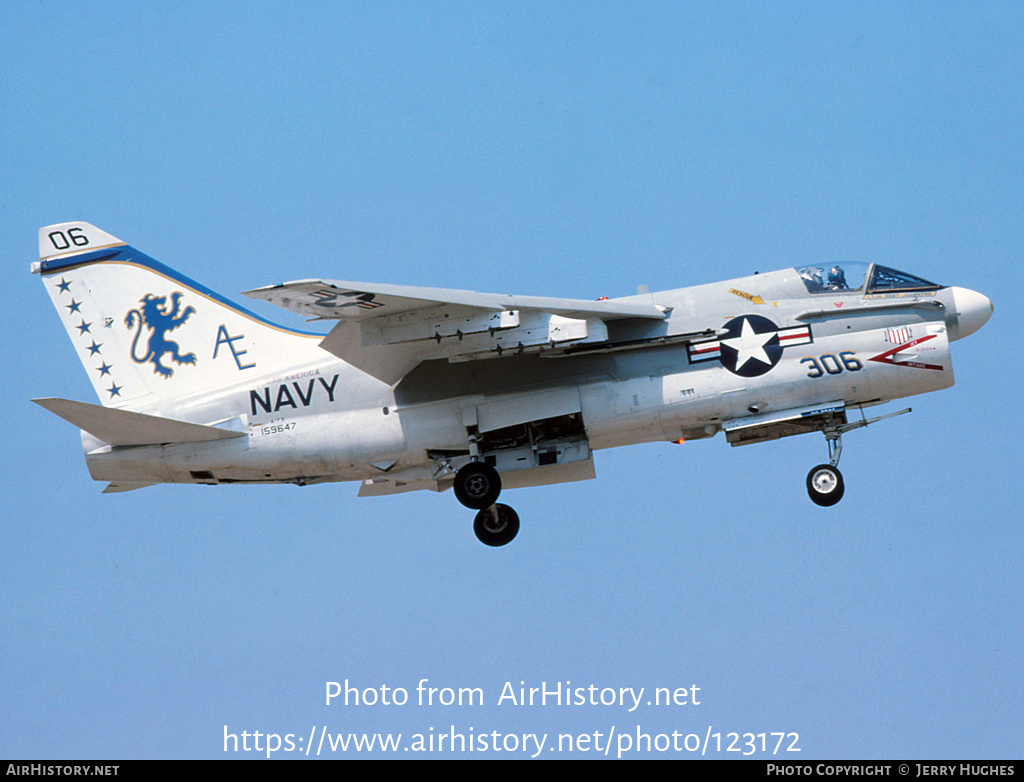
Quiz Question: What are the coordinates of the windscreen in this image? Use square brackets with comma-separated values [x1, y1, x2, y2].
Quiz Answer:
[866, 265, 940, 293]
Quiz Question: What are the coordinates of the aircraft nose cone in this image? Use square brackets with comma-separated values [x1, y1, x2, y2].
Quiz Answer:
[948, 286, 993, 341]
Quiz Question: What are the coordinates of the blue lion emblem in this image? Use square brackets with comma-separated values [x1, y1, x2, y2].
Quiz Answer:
[125, 292, 197, 378]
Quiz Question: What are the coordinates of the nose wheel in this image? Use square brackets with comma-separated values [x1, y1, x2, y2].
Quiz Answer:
[807, 464, 844, 506]
[807, 424, 845, 506]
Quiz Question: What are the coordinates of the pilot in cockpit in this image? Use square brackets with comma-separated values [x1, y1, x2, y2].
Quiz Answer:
[827, 265, 848, 290]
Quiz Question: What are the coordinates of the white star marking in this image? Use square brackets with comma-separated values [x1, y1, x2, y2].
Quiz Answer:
[722, 318, 775, 371]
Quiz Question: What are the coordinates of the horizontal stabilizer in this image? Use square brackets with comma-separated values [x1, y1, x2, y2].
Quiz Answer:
[102, 482, 156, 493]
[33, 398, 247, 447]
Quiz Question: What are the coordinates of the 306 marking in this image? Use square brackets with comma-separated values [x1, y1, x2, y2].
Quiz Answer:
[800, 351, 862, 378]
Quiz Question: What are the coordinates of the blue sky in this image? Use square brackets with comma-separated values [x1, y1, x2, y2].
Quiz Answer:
[2, 1, 1021, 759]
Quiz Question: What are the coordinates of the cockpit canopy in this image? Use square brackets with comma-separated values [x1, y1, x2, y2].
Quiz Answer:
[797, 262, 941, 295]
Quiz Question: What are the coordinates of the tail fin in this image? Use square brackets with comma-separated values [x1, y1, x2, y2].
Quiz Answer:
[34, 222, 321, 408]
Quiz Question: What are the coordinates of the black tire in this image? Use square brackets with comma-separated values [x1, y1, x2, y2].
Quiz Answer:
[474, 503, 520, 547]
[453, 462, 501, 510]
[806, 464, 845, 507]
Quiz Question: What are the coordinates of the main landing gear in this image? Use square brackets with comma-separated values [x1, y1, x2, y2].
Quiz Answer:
[453, 462, 520, 547]
[805, 407, 912, 507]
[453, 462, 501, 510]
[473, 503, 520, 547]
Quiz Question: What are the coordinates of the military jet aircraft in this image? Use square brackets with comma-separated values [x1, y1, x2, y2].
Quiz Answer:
[32, 222, 992, 546]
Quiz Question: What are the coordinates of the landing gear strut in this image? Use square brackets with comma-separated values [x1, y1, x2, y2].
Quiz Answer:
[805, 406, 912, 507]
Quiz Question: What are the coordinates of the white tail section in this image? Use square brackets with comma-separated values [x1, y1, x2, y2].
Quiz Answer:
[35, 222, 325, 409]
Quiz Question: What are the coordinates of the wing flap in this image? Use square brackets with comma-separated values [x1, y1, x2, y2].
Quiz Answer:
[317, 321, 426, 386]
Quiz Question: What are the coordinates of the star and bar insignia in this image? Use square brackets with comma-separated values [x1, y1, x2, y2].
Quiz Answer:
[688, 315, 813, 377]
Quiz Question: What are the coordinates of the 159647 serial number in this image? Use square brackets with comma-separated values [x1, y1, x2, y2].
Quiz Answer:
[256, 422, 296, 436]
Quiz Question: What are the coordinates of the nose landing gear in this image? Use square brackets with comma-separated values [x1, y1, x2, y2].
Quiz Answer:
[807, 463, 845, 506]
[807, 425, 845, 507]
[805, 406, 911, 507]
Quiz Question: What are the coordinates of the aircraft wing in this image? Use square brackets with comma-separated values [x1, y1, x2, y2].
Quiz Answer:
[245, 279, 671, 384]
[244, 279, 667, 321]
